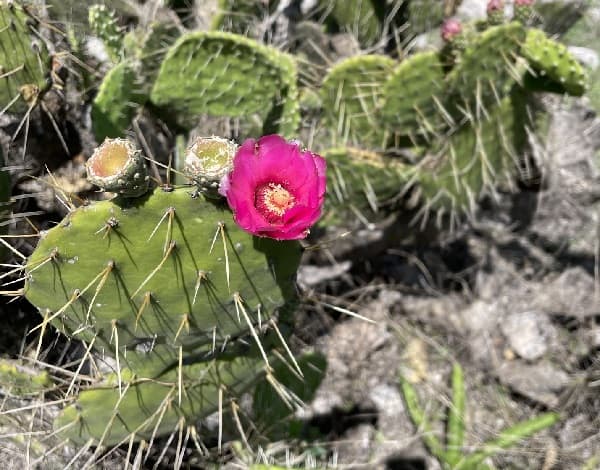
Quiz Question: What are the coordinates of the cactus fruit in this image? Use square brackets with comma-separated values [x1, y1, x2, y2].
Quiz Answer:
[150, 31, 299, 136]
[85, 138, 150, 197]
[91, 62, 146, 141]
[24, 185, 300, 367]
[88, 4, 123, 62]
[184, 136, 237, 193]
[522, 28, 588, 96]
[486, 0, 505, 26]
[381, 51, 450, 143]
[0, 2, 51, 114]
[441, 18, 463, 43]
[321, 55, 395, 148]
[514, 0, 535, 24]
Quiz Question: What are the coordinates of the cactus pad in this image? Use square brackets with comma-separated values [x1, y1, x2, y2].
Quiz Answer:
[447, 22, 526, 116]
[381, 51, 450, 142]
[522, 28, 588, 96]
[323, 147, 411, 224]
[88, 4, 123, 62]
[91, 62, 145, 141]
[150, 31, 299, 135]
[0, 358, 51, 396]
[324, 0, 382, 46]
[417, 95, 525, 216]
[24, 187, 301, 364]
[321, 55, 395, 148]
[55, 355, 265, 446]
[0, 2, 51, 113]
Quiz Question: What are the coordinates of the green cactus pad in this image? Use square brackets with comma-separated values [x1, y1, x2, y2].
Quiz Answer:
[88, 4, 123, 62]
[55, 355, 265, 446]
[381, 51, 450, 141]
[322, 147, 412, 224]
[0, 2, 51, 114]
[522, 28, 588, 96]
[91, 62, 146, 141]
[150, 31, 299, 135]
[418, 94, 526, 216]
[322, 0, 381, 46]
[321, 55, 395, 148]
[407, 0, 445, 36]
[447, 22, 526, 117]
[212, 0, 278, 35]
[0, 358, 51, 396]
[25, 187, 301, 364]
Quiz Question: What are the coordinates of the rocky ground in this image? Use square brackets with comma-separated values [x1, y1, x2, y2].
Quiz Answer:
[286, 96, 600, 469]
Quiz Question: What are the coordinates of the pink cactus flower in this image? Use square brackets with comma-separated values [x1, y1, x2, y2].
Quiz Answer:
[220, 134, 326, 240]
[514, 0, 534, 5]
[441, 18, 462, 42]
[487, 0, 504, 11]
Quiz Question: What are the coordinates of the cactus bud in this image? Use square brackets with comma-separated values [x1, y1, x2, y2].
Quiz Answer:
[184, 136, 237, 194]
[86, 138, 149, 197]
[486, 0, 505, 25]
[441, 18, 463, 42]
[514, 0, 535, 24]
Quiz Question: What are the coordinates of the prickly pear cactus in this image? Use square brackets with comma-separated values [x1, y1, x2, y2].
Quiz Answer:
[522, 28, 588, 96]
[24, 187, 301, 366]
[91, 62, 145, 141]
[212, 0, 278, 36]
[88, 4, 123, 62]
[417, 91, 531, 217]
[447, 22, 526, 116]
[0, 358, 51, 396]
[322, 0, 382, 46]
[381, 51, 449, 142]
[321, 55, 395, 148]
[0, 2, 51, 114]
[55, 354, 266, 446]
[323, 147, 412, 224]
[150, 31, 300, 136]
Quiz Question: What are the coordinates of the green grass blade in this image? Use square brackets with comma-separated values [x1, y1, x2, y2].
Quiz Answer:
[446, 363, 466, 467]
[457, 412, 560, 469]
[400, 376, 447, 462]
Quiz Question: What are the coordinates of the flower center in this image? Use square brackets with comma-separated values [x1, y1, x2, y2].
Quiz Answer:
[255, 182, 295, 222]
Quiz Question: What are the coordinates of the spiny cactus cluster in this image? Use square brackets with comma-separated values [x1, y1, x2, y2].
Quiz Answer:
[22, 136, 325, 446]
[91, 14, 299, 141]
[320, 3, 589, 223]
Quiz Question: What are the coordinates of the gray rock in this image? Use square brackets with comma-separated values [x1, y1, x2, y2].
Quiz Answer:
[297, 261, 352, 288]
[559, 414, 599, 461]
[501, 311, 555, 360]
[496, 361, 570, 407]
[568, 46, 599, 70]
[532, 268, 600, 318]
